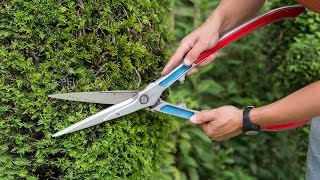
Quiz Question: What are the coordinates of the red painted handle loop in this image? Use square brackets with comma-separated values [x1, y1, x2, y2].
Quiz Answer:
[262, 120, 310, 131]
[194, 5, 305, 64]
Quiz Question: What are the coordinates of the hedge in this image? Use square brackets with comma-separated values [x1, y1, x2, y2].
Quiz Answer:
[0, 0, 174, 179]
[264, 0, 320, 93]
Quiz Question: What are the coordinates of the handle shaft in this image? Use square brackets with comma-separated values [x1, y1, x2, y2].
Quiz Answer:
[159, 5, 305, 89]
[195, 5, 305, 64]
[195, 5, 308, 131]
[159, 5, 308, 131]
[262, 120, 310, 131]
[154, 100, 310, 131]
[152, 100, 198, 119]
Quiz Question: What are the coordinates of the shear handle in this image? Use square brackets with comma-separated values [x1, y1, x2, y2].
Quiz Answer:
[158, 5, 305, 89]
[157, 5, 307, 131]
[153, 100, 309, 131]
[262, 120, 310, 131]
[195, 5, 305, 64]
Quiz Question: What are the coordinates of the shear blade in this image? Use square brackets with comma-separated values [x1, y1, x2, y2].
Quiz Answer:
[48, 90, 138, 104]
[52, 97, 136, 137]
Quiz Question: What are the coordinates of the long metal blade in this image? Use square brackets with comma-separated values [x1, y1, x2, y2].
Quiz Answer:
[52, 97, 136, 137]
[48, 91, 138, 104]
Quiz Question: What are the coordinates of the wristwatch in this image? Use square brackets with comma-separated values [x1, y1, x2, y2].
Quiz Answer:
[242, 106, 261, 135]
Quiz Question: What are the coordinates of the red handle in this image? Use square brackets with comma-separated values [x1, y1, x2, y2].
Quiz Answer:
[195, 5, 307, 131]
[195, 5, 305, 64]
[262, 120, 310, 131]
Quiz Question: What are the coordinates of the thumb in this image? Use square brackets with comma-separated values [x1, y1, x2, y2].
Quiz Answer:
[190, 110, 215, 124]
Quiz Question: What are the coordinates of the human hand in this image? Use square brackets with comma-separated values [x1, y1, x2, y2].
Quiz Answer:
[161, 17, 221, 76]
[190, 106, 243, 141]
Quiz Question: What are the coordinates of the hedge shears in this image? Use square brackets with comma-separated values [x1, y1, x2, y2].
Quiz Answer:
[50, 5, 309, 137]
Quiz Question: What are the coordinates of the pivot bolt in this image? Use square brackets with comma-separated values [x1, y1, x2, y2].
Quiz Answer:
[140, 95, 149, 104]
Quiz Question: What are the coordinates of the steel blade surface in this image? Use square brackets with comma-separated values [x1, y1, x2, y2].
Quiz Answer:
[52, 97, 135, 137]
[48, 91, 138, 104]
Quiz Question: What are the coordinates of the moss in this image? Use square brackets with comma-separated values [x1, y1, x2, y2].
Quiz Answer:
[0, 0, 174, 179]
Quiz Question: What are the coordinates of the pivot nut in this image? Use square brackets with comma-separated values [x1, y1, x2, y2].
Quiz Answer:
[140, 95, 149, 104]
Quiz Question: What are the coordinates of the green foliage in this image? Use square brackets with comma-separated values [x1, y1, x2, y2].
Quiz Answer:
[260, 2, 320, 177]
[0, 0, 175, 179]
[263, 0, 320, 93]
[163, 0, 320, 179]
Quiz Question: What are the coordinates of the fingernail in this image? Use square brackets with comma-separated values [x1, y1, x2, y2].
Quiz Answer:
[184, 58, 192, 66]
[190, 115, 197, 123]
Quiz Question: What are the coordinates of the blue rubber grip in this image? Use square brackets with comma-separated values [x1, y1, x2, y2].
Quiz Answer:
[159, 65, 192, 88]
[160, 105, 195, 119]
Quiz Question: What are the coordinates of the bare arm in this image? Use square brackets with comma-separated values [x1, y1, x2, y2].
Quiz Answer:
[190, 81, 320, 141]
[161, 0, 266, 76]
[215, 0, 266, 34]
[251, 81, 320, 126]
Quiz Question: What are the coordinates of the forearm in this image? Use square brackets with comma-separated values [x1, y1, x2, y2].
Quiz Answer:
[207, 0, 265, 35]
[251, 81, 320, 126]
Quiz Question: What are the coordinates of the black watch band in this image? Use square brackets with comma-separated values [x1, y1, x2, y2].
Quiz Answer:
[242, 106, 261, 135]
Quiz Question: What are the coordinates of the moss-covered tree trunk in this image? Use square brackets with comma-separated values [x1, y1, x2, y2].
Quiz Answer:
[0, 0, 173, 179]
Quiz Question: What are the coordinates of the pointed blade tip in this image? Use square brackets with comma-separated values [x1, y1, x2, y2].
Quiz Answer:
[48, 94, 60, 99]
[52, 132, 62, 137]
[52, 134, 59, 137]
[52, 130, 69, 137]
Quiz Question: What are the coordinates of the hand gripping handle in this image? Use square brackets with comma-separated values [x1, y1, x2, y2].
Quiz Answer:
[159, 5, 309, 131]
[195, 5, 305, 64]
[159, 5, 305, 89]
[156, 103, 310, 131]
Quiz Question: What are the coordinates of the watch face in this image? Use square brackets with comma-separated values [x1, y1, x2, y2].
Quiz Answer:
[245, 131, 258, 136]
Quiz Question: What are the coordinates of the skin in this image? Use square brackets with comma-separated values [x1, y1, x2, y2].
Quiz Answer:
[161, 0, 266, 76]
[162, 0, 320, 141]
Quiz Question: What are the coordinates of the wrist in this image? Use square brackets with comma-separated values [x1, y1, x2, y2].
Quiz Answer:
[206, 9, 229, 35]
[242, 106, 260, 135]
[250, 107, 269, 127]
[211, 5, 236, 34]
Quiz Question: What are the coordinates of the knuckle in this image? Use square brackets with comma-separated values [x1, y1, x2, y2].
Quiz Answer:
[205, 131, 212, 137]
[180, 37, 191, 46]
[186, 52, 197, 60]
[202, 125, 212, 136]
[205, 126, 216, 137]
[207, 134, 215, 139]
[214, 135, 225, 142]
[208, 129, 216, 137]
[198, 39, 211, 47]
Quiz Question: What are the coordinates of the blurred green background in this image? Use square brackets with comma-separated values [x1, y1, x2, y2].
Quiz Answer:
[156, 0, 320, 179]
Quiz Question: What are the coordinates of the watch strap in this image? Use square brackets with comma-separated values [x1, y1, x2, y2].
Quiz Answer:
[242, 106, 261, 135]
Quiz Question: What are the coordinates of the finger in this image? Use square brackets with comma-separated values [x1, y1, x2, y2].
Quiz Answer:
[190, 109, 215, 124]
[183, 35, 218, 66]
[198, 122, 209, 134]
[161, 38, 196, 76]
[186, 53, 218, 76]
[183, 41, 209, 66]
[198, 121, 215, 137]
[186, 68, 198, 76]
[197, 52, 219, 67]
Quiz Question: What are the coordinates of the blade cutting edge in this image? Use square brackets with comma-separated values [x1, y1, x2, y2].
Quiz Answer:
[48, 90, 138, 104]
[52, 97, 135, 137]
